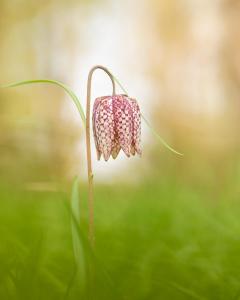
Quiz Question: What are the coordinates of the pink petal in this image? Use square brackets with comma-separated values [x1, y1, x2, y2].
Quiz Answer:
[112, 95, 133, 157]
[128, 97, 142, 156]
[93, 96, 115, 161]
[93, 97, 104, 159]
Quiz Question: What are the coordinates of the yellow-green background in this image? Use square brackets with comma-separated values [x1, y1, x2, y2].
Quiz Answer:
[0, 1, 240, 299]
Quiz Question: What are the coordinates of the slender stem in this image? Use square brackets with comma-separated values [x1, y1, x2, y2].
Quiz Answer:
[86, 65, 116, 246]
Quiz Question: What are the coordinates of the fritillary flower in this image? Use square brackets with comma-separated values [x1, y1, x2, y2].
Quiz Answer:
[93, 94, 141, 161]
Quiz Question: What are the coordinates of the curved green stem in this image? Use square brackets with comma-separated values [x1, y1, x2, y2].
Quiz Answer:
[1, 79, 86, 126]
[112, 75, 183, 156]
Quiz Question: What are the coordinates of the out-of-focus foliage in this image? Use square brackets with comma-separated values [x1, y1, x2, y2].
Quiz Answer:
[1, 179, 240, 300]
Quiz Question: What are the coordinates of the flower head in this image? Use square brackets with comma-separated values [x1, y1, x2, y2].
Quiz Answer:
[93, 94, 141, 161]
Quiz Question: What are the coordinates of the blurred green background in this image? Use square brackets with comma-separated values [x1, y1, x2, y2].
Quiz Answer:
[0, 0, 240, 299]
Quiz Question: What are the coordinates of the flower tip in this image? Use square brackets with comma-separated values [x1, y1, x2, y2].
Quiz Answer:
[103, 154, 110, 162]
[111, 153, 118, 160]
[96, 151, 101, 160]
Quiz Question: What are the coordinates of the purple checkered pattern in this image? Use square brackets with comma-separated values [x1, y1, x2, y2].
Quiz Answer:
[92, 94, 141, 161]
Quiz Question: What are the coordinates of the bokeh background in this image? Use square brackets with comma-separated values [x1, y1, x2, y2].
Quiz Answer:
[0, 0, 240, 299]
[1, 0, 240, 186]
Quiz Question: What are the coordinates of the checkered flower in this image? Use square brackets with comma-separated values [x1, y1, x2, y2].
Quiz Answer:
[93, 94, 141, 161]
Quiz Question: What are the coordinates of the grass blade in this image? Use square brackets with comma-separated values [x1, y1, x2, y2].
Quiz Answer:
[70, 176, 87, 297]
[113, 75, 183, 156]
[70, 212, 123, 300]
[112, 75, 128, 95]
[1, 79, 86, 126]
[141, 114, 183, 156]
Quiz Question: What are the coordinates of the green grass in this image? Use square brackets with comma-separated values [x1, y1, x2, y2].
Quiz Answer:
[0, 179, 240, 300]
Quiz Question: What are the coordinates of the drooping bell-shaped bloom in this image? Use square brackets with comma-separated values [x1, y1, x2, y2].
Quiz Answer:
[93, 94, 141, 161]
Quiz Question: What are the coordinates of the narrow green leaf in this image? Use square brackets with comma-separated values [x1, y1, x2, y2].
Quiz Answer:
[1, 79, 86, 126]
[70, 176, 87, 296]
[71, 176, 81, 225]
[70, 212, 123, 300]
[113, 74, 183, 156]
[112, 75, 128, 95]
[141, 114, 184, 156]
